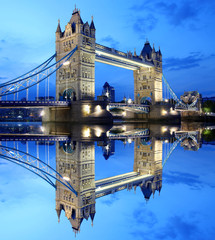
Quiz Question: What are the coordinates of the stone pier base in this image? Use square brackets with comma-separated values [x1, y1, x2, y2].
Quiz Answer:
[42, 100, 113, 124]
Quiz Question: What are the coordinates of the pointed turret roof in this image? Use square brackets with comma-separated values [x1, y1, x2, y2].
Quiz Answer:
[56, 19, 62, 33]
[140, 183, 153, 200]
[90, 17, 95, 30]
[90, 212, 96, 222]
[158, 46, 162, 55]
[70, 7, 83, 24]
[70, 217, 84, 232]
[140, 40, 152, 58]
[56, 209, 62, 222]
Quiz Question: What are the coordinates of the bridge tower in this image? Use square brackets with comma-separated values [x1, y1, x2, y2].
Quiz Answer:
[55, 7, 96, 101]
[134, 41, 162, 105]
[55, 140, 96, 232]
[133, 137, 162, 199]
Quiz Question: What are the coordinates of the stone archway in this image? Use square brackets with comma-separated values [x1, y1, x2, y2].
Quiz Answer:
[63, 88, 76, 101]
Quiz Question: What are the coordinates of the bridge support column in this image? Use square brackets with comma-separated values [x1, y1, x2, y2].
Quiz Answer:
[42, 100, 112, 123]
[55, 140, 96, 231]
[133, 41, 162, 105]
[55, 8, 96, 102]
[134, 137, 162, 199]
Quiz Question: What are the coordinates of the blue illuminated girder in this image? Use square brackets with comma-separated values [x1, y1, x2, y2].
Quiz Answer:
[0, 46, 78, 97]
[0, 145, 77, 195]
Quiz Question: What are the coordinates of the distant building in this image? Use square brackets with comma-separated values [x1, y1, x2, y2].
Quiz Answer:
[102, 140, 115, 160]
[202, 97, 215, 103]
[102, 82, 115, 102]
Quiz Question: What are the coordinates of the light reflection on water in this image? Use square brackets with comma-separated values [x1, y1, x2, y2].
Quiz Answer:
[0, 122, 215, 240]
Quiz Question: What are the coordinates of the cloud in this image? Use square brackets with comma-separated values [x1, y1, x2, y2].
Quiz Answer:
[133, 14, 158, 36]
[133, 207, 157, 227]
[155, 215, 200, 240]
[163, 52, 203, 71]
[101, 35, 119, 49]
[131, 0, 215, 29]
[155, 1, 198, 26]
[0, 162, 8, 165]
[101, 193, 119, 206]
[164, 171, 202, 189]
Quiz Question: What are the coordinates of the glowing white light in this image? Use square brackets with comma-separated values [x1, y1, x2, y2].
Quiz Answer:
[63, 176, 70, 181]
[83, 128, 90, 137]
[127, 98, 132, 104]
[95, 105, 102, 113]
[83, 105, 90, 114]
[170, 127, 178, 135]
[40, 110, 45, 116]
[127, 138, 132, 144]
[162, 127, 168, 133]
[122, 111, 126, 116]
[165, 99, 168, 102]
[170, 107, 178, 115]
[164, 139, 169, 143]
[162, 109, 167, 115]
[122, 125, 126, 131]
[63, 61, 70, 66]
[95, 127, 102, 137]
[40, 126, 45, 132]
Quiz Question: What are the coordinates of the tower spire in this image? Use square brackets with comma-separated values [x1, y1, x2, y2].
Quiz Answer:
[56, 19, 62, 33]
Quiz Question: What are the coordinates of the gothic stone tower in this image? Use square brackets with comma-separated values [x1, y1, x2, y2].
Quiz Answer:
[133, 137, 162, 200]
[55, 140, 96, 233]
[134, 41, 162, 105]
[55, 7, 96, 101]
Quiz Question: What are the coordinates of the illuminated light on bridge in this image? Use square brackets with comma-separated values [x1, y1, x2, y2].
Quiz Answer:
[0, 6, 202, 124]
[82, 127, 91, 138]
[95, 105, 102, 113]
[162, 109, 168, 115]
[83, 105, 91, 114]
[0, 126, 202, 231]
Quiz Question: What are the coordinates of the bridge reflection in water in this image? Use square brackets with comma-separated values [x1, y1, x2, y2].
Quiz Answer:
[0, 122, 206, 234]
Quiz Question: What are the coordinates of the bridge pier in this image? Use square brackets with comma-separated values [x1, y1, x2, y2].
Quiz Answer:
[42, 100, 112, 123]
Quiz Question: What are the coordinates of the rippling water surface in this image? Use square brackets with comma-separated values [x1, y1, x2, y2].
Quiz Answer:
[0, 123, 214, 240]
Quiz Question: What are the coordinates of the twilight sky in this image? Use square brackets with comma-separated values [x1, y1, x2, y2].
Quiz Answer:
[0, 0, 215, 100]
[0, 138, 215, 240]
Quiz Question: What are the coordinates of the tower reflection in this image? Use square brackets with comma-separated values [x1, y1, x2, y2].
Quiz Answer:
[56, 141, 96, 232]
[0, 122, 212, 234]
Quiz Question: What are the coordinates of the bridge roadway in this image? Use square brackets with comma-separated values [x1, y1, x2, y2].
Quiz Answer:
[108, 128, 149, 139]
[95, 172, 153, 198]
[0, 134, 70, 142]
[95, 171, 139, 187]
[109, 103, 150, 113]
[95, 43, 153, 70]
[0, 100, 150, 114]
[0, 100, 70, 108]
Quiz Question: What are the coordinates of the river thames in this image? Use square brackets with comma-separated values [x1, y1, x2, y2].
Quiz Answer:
[0, 122, 214, 240]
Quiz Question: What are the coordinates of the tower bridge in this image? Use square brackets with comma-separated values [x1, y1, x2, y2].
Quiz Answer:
[0, 124, 205, 232]
[0, 7, 201, 122]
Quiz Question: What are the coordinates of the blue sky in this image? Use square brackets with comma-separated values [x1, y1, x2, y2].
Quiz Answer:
[0, 0, 215, 101]
[0, 139, 215, 240]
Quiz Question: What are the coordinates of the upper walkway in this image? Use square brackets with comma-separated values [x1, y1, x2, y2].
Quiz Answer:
[95, 43, 153, 70]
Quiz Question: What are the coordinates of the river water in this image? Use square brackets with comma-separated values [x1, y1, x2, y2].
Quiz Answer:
[0, 122, 214, 240]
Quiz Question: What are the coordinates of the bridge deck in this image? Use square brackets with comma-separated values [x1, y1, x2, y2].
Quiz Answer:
[0, 100, 70, 108]
[95, 174, 153, 198]
[95, 171, 139, 187]
[95, 43, 153, 70]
